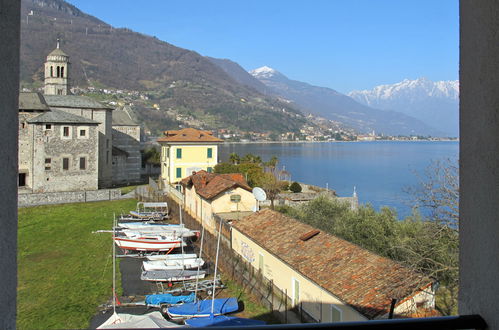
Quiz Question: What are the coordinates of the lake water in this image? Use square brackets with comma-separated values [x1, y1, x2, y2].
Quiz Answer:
[219, 141, 459, 219]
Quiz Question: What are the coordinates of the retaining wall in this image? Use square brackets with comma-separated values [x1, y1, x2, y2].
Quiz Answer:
[18, 188, 122, 207]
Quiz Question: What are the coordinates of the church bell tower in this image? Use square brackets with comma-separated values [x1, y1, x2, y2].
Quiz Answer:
[44, 39, 70, 95]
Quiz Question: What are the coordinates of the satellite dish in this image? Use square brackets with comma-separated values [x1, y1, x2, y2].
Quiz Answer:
[252, 187, 267, 201]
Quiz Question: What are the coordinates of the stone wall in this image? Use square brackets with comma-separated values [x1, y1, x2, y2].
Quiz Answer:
[32, 122, 99, 192]
[18, 188, 121, 207]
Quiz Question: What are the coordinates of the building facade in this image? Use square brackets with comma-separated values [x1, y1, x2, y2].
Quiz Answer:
[18, 93, 99, 192]
[157, 128, 222, 186]
[232, 209, 436, 322]
[180, 170, 256, 232]
[111, 105, 141, 185]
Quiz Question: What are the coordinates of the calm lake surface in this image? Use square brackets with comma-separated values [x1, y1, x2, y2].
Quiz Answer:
[219, 141, 459, 219]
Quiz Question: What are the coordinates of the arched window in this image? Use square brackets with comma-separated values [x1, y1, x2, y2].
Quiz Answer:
[61, 66, 64, 78]
[56, 66, 60, 78]
[50, 66, 53, 77]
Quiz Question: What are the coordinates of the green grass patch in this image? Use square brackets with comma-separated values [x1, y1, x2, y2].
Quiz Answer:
[17, 199, 137, 330]
[220, 275, 280, 324]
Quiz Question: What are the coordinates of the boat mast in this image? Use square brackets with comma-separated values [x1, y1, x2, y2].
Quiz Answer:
[193, 224, 205, 303]
[210, 216, 223, 315]
[112, 213, 116, 314]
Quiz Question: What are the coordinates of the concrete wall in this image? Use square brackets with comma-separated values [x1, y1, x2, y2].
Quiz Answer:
[0, 1, 20, 328]
[18, 189, 121, 207]
[459, 1, 499, 329]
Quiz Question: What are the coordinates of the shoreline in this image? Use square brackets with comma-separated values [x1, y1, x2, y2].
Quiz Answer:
[222, 139, 459, 145]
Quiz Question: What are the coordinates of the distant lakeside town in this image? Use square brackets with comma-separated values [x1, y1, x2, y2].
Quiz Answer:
[22, 84, 458, 144]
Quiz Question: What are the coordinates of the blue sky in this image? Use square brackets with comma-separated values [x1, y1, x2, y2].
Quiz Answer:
[66, 0, 458, 93]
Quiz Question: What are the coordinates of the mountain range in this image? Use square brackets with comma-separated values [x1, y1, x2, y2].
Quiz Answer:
[247, 66, 444, 136]
[349, 78, 459, 136]
[20, 0, 455, 137]
[20, 0, 305, 135]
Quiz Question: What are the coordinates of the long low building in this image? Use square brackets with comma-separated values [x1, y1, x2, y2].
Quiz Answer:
[231, 209, 436, 322]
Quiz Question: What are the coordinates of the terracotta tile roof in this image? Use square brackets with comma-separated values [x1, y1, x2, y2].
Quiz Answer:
[157, 128, 223, 143]
[232, 209, 433, 319]
[181, 170, 251, 200]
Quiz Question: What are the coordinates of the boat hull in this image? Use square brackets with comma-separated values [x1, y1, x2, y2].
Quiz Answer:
[114, 237, 183, 251]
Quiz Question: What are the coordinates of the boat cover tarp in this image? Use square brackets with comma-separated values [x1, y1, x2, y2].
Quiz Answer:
[145, 292, 196, 306]
[167, 297, 238, 318]
[185, 315, 266, 327]
[97, 311, 182, 328]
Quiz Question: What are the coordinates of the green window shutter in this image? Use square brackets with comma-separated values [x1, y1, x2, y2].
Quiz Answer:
[207, 167, 213, 173]
[207, 148, 213, 158]
[176, 167, 182, 178]
[176, 148, 182, 159]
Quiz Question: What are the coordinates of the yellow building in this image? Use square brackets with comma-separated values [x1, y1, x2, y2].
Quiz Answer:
[180, 170, 256, 232]
[232, 209, 436, 322]
[157, 128, 223, 185]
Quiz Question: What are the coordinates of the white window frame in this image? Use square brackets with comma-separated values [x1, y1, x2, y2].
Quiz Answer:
[258, 252, 264, 272]
[77, 126, 89, 139]
[292, 277, 300, 306]
[330, 304, 343, 322]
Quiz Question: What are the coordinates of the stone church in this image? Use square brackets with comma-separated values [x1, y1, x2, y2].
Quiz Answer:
[18, 41, 141, 193]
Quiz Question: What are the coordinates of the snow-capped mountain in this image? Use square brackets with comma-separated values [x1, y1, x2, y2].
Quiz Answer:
[247, 67, 442, 136]
[249, 66, 279, 79]
[349, 78, 459, 136]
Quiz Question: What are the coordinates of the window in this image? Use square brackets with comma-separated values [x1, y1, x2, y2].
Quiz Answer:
[62, 126, 70, 137]
[207, 167, 213, 173]
[61, 66, 64, 78]
[56, 66, 60, 78]
[79, 129, 86, 137]
[79, 157, 86, 170]
[331, 305, 342, 322]
[45, 124, 52, 130]
[106, 139, 109, 148]
[18, 173, 26, 187]
[166, 147, 170, 158]
[106, 151, 109, 164]
[45, 158, 51, 171]
[62, 158, 69, 170]
[176, 167, 182, 178]
[176, 148, 182, 159]
[292, 278, 300, 306]
[50, 66, 53, 77]
[207, 148, 213, 158]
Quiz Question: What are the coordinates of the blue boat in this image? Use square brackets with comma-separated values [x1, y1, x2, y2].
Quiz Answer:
[166, 297, 239, 319]
[185, 315, 266, 327]
[145, 292, 196, 307]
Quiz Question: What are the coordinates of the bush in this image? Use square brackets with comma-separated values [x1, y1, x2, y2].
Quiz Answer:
[289, 181, 302, 193]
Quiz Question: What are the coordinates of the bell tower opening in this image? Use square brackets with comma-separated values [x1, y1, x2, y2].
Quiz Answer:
[44, 39, 70, 95]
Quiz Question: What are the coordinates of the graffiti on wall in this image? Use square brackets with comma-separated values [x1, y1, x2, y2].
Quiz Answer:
[240, 241, 255, 263]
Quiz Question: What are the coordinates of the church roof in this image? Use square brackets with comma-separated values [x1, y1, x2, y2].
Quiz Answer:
[47, 47, 68, 57]
[112, 107, 138, 126]
[28, 109, 99, 125]
[18, 92, 50, 111]
[44, 95, 113, 110]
